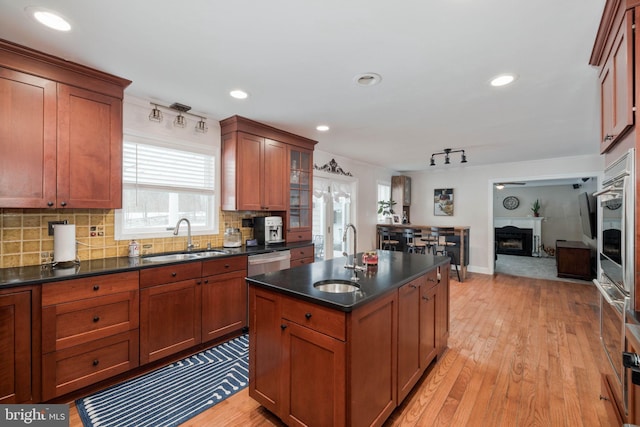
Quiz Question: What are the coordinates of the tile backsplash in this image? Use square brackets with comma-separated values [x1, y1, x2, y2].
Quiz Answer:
[0, 208, 256, 269]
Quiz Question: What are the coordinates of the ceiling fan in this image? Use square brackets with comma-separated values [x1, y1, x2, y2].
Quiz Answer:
[495, 182, 526, 190]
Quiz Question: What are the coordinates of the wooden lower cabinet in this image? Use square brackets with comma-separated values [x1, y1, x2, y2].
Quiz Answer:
[282, 322, 346, 426]
[140, 278, 202, 364]
[289, 244, 314, 267]
[0, 287, 37, 403]
[249, 262, 449, 427]
[41, 271, 139, 400]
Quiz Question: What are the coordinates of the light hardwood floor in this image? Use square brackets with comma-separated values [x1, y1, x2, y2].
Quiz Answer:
[68, 272, 616, 426]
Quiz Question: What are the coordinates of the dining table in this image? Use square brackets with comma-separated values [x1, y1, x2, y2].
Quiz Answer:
[376, 224, 470, 281]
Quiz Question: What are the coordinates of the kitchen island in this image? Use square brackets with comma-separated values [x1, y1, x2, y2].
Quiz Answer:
[246, 250, 450, 427]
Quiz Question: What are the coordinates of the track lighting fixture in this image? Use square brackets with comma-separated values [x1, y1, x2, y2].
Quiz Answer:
[148, 102, 208, 133]
[429, 148, 467, 166]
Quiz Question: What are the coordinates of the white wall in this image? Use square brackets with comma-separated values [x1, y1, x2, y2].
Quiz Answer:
[405, 154, 604, 274]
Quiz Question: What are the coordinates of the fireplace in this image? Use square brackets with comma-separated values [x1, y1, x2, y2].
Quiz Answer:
[495, 226, 533, 256]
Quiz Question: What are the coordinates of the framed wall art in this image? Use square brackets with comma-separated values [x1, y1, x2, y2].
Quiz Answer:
[434, 188, 454, 216]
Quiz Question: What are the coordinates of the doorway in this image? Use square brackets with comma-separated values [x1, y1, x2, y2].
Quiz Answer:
[312, 175, 356, 261]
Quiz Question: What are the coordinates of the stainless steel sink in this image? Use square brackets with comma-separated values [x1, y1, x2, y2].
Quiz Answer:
[143, 253, 201, 262]
[142, 250, 228, 263]
[313, 280, 360, 293]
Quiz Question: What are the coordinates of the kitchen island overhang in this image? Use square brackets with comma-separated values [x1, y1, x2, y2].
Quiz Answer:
[246, 249, 451, 311]
[247, 250, 451, 427]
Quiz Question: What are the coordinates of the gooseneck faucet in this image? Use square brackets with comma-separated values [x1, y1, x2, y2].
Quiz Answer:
[342, 223, 366, 280]
[174, 218, 194, 251]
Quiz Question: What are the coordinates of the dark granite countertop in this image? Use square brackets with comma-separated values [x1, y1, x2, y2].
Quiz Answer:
[246, 250, 450, 312]
[0, 242, 313, 289]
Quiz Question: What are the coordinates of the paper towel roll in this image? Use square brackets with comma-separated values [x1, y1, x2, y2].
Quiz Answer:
[54, 224, 76, 263]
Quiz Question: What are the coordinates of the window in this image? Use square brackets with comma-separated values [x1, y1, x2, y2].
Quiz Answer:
[115, 135, 217, 240]
[377, 181, 391, 223]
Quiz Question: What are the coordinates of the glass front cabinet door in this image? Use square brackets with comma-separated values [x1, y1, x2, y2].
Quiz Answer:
[287, 148, 313, 242]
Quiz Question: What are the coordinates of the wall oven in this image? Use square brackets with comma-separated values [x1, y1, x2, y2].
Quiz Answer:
[594, 148, 634, 417]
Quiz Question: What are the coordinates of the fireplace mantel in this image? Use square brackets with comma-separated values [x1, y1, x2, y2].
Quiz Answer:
[494, 217, 544, 256]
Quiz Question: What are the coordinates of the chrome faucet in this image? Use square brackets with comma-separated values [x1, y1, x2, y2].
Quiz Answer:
[342, 223, 366, 280]
[173, 218, 194, 251]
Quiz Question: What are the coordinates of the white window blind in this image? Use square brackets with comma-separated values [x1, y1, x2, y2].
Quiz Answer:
[115, 136, 217, 240]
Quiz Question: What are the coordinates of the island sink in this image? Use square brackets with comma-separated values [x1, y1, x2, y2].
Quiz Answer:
[313, 279, 360, 293]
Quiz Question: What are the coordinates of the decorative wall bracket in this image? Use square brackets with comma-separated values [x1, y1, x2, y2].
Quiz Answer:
[314, 158, 353, 176]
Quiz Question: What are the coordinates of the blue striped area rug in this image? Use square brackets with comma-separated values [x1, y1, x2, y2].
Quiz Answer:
[76, 334, 249, 427]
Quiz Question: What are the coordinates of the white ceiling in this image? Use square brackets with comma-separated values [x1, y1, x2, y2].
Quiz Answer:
[0, 0, 606, 172]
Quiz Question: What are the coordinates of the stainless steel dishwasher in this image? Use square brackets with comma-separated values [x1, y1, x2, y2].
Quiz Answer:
[247, 250, 291, 276]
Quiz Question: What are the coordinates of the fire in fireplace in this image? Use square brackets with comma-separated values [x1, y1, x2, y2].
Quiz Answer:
[495, 226, 533, 257]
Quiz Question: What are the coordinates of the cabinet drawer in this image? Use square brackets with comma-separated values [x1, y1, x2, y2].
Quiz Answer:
[202, 255, 247, 276]
[42, 330, 139, 400]
[139, 262, 202, 288]
[290, 257, 314, 268]
[42, 290, 139, 353]
[424, 269, 439, 290]
[42, 271, 139, 305]
[282, 296, 345, 341]
[290, 245, 314, 261]
[286, 230, 312, 243]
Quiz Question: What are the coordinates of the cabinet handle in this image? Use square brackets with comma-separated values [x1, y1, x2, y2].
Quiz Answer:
[47, 201, 54, 207]
[93, 316, 100, 322]
[281, 324, 287, 330]
[92, 359, 100, 366]
[171, 272, 177, 277]
[409, 284, 417, 289]
[305, 313, 312, 319]
[427, 278, 436, 282]
[93, 284, 100, 291]
[599, 395, 609, 401]
[224, 264, 230, 269]
[604, 134, 615, 142]
[422, 296, 430, 301]
[60, 201, 67, 207]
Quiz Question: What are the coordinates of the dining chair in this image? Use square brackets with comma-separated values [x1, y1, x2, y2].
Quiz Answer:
[379, 227, 400, 251]
[402, 229, 427, 254]
[431, 227, 461, 281]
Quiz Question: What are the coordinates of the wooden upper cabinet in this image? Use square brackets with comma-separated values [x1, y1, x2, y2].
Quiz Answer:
[0, 39, 130, 209]
[0, 68, 57, 207]
[220, 116, 317, 213]
[592, 8, 635, 153]
[57, 85, 123, 208]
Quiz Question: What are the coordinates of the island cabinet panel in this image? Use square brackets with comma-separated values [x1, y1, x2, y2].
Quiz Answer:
[349, 291, 398, 427]
[140, 278, 202, 364]
[282, 321, 346, 427]
[249, 287, 283, 415]
[397, 278, 422, 404]
[436, 265, 450, 357]
[0, 288, 35, 404]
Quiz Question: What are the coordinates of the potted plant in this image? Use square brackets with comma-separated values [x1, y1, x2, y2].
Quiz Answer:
[531, 199, 541, 217]
[377, 199, 396, 223]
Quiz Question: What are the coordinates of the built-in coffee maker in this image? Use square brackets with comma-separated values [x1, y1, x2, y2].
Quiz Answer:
[254, 216, 285, 245]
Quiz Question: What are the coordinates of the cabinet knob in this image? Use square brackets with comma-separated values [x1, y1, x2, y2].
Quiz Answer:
[281, 324, 287, 330]
[60, 201, 67, 207]
[204, 279, 209, 284]
[305, 312, 312, 319]
[93, 316, 100, 322]
[224, 264, 230, 269]
[196, 280, 201, 285]
[93, 284, 100, 291]
[171, 272, 177, 277]
[92, 359, 100, 366]
[47, 201, 54, 207]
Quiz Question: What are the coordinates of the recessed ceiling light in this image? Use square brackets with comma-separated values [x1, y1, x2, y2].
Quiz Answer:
[354, 73, 382, 87]
[230, 90, 248, 99]
[316, 125, 329, 132]
[490, 74, 517, 87]
[26, 7, 71, 31]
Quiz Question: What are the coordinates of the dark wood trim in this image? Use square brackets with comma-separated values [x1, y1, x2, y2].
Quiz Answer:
[220, 115, 318, 149]
[0, 38, 131, 97]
